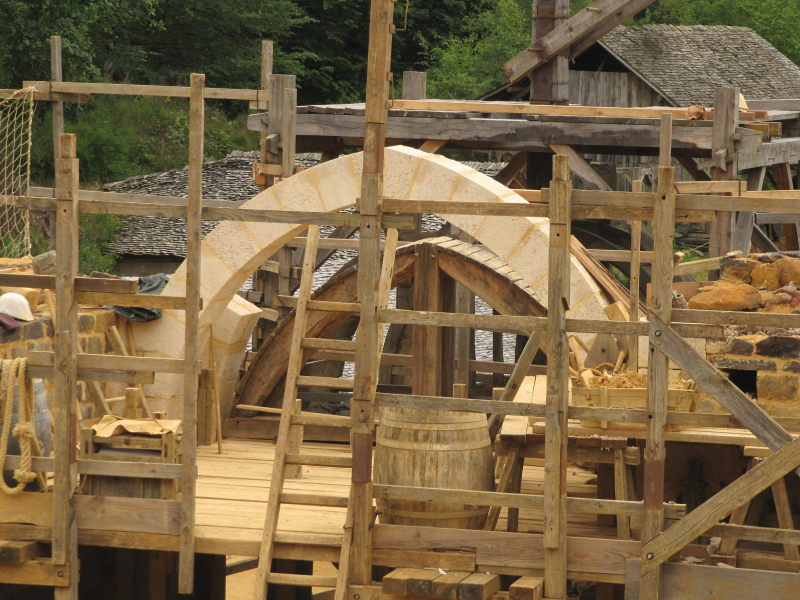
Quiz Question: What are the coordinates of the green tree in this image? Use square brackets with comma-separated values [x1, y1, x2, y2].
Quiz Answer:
[427, 0, 529, 99]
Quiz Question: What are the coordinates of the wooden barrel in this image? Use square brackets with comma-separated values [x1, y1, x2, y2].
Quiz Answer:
[374, 407, 494, 529]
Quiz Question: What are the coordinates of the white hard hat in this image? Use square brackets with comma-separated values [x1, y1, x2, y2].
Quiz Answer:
[0, 292, 34, 321]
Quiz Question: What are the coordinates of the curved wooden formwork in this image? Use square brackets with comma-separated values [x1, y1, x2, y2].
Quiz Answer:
[130, 146, 608, 414]
[236, 236, 547, 411]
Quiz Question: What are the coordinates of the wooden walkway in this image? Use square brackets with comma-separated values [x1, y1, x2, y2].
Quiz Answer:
[192, 437, 604, 559]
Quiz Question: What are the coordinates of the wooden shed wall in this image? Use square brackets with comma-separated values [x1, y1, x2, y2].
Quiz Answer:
[569, 71, 667, 108]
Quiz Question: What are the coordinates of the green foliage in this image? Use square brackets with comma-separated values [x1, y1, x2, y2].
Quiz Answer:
[77, 214, 123, 274]
[427, 0, 529, 99]
[30, 96, 259, 185]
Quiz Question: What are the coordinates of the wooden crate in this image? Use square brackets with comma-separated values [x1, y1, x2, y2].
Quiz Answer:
[571, 386, 723, 431]
[79, 427, 180, 499]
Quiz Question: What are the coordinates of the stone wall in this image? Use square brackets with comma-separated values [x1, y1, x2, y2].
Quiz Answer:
[0, 308, 119, 418]
[707, 333, 800, 417]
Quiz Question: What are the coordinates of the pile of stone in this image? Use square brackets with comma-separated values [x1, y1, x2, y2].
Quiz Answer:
[688, 253, 800, 313]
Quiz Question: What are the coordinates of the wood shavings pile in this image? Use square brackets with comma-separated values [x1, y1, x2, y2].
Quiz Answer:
[577, 369, 696, 390]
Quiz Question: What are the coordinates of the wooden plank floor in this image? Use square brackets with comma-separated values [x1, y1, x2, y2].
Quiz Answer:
[195, 439, 350, 557]
[193, 437, 606, 558]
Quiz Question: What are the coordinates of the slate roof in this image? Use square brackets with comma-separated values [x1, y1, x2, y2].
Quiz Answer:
[105, 151, 315, 257]
[600, 25, 800, 106]
[105, 151, 505, 258]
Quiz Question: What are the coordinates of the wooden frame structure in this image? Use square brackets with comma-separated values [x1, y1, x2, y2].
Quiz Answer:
[4, 2, 800, 599]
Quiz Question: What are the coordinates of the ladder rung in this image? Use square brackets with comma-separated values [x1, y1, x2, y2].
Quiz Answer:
[296, 375, 354, 390]
[280, 492, 349, 507]
[266, 573, 338, 587]
[285, 453, 352, 468]
[234, 405, 352, 428]
[301, 338, 356, 352]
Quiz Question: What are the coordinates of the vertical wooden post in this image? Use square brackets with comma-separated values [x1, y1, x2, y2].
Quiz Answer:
[639, 116, 676, 600]
[350, 0, 394, 588]
[402, 71, 427, 100]
[543, 154, 571, 599]
[280, 86, 297, 179]
[51, 36, 65, 166]
[731, 167, 767, 255]
[770, 163, 799, 250]
[178, 72, 204, 594]
[628, 180, 643, 373]
[53, 132, 79, 600]
[526, 0, 570, 202]
[452, 229, 474, 388]
[709, 87, 739, 261]
[260, 40, 274, 110]
[264, 74, 296, 187]
[412, 245, 442, 396]
[529, 0, 569, 104]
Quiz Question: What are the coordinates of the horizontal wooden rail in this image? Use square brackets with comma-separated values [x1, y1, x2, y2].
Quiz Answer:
[28, 351, 186, 374]
[373, 392, 800, 432]
[377, 309, 722, 338]
[28, 366, 154, 384]
[383, 199, 544, 217]
[373, 484, 686, 518]
[275, 296, 360, 313]
[74, 291, 193, 310]
[706, 522, 800, 546]
[386, 98, 767, 121]
[234, 405, 352, 428]
[587, 249, 655, 263]
[0, 492, 180, 536]
[20, 194, 415, 228]
[24, 80, 262, 102]
[672, 308, 800, 329]
[305, 348, 547, 377]
[0, 559, 72, 587]
[0, 273, 137, 293]
[3, 456, 182, 479]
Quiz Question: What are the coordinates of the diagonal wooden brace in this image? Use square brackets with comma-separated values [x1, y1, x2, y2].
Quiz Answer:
[640, 432, 800, 574]
[648, 311, 793, 452]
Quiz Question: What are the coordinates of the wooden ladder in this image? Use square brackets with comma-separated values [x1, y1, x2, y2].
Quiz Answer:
[252, 225, 355, 599]
[252, 226, 399, 600]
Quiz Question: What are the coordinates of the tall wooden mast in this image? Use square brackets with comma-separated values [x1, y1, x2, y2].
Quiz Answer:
[350, 0, 395, 586]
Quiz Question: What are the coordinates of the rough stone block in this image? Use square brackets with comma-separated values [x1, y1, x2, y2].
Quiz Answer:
[750, 262, 781, 290]
[720, 258, 755, 282]
[784, 362, 800, 374]
[688, 283, 762, 311]
[28, 340, 52, 352]
[777, 256, 800, 286]
[78, 313, 96, 333]
[20, 321, 44, 341]
[0, 327, 20, 342]
[724, 337, 755, 356]
[32, 250, 56, 275]
[11, 345, 26, 359]
[762, 291, 792, 310]
[714, 356, 776, 371]
[755, 335, 800, 358]
[757, 373, 800, 402]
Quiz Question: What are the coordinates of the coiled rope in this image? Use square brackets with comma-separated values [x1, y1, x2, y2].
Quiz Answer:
[0, 358, 38, 494]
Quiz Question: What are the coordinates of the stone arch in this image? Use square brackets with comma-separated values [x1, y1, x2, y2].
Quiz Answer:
[236, 236, 548, 413]
[131, 146, 607, 414]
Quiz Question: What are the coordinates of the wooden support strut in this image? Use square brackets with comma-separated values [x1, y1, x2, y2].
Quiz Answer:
[543, 154, 571, 599]
[53, 133, 79, 600]
[639, 115, 675, 600]
[347, 0, 395, 592]
[177, 72, 204, 594]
